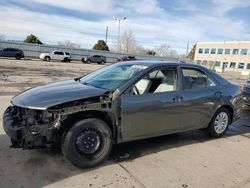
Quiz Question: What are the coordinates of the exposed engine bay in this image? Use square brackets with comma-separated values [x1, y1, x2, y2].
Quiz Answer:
[3, 92, 118, 149]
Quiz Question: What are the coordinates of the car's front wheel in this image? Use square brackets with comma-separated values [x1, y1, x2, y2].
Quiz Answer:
[207, 107, 231, 138]
[15, 54, 21, 60]
[61, 118, 112, 168]
[45, 56, 50, 61]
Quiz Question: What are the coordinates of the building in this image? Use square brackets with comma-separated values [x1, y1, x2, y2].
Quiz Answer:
[194, 41, 250, 74]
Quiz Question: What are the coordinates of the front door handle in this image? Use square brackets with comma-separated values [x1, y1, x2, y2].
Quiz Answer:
[172, 96, 178, 101]
[214, 91, 222, 96]
[172, 96, 183, 102]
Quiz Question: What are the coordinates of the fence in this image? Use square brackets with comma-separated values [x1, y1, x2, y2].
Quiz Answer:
[0, 41, 176, 62]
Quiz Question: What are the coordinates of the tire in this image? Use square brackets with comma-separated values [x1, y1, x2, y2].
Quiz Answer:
[207, 107, 231, 138]
[87, 60, 91, 64]
[81, 58, 86, 63]
[45, 56, 50, 61]
[61, 118, 112, 168]
[63, 58, 70, 62]
[101, 61, 105, 65]
[15, 54, 21, 60]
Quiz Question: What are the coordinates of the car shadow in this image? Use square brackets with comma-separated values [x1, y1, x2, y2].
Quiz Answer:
[0, 110, 250, 187]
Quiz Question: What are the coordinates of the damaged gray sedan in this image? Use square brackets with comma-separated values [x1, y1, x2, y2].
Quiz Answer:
[3, 61, 242, 168]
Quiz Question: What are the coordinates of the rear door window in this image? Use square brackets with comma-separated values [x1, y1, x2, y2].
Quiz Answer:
[181, 68, 208, 90]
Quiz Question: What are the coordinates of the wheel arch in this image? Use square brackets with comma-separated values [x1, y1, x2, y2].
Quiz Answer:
[59, 110, 118, 143]
[215, 105, 234, 123]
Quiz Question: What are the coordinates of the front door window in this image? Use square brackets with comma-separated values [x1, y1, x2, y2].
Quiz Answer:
[133, 68, 177, 95]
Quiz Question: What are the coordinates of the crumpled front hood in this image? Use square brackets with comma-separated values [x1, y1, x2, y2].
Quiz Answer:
[11, 80, 108, 110]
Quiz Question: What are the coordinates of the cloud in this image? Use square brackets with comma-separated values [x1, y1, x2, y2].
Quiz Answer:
[30, 0, 122, 15]
[0, 0, 250, 54]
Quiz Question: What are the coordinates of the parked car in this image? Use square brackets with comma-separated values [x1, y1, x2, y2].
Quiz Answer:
[0, 48, 24, 59]
[116, 55, 137, 62]
[39, 51, 71, 62]
[242, 80, 250, 107]
[3, 61, 242, 168]
[82, 55, 106, 64]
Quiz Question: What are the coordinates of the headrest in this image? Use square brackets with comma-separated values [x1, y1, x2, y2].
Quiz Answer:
[194, 76, 207, 84]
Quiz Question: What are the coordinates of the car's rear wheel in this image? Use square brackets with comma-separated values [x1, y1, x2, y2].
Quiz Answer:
[15, 54, 21, 60]
[207, 108, 231, 138]
[87, 60, 91, 64]
[45, 56, 50, 61]
[101, 61, 105, 65]
[61, 118, 112, 168]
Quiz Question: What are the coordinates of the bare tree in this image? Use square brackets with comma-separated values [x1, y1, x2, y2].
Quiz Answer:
[154, 44, 171, 56]
[57, 40, 80, 48]
[112, 30, 138, 53]
[112, 31, 179, 58]
[154, 44, 179, 58]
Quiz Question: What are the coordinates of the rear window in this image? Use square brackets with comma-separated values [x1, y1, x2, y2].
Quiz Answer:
[65, 52, 70, 55]
[4, 48, 17, 51]
[54, 51, 64, 55]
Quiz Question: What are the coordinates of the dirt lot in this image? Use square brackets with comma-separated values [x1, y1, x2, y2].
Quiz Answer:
[1, 59, 250, 188]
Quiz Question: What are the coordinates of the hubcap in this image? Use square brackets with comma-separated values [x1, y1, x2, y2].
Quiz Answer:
[214, 112, 229, 134]
[75, 129, 101, 155]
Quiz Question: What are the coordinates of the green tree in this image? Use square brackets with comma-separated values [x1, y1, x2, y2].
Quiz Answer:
[92, 40, 109, 51]
[187, 44, 196, 60]
[146, 50, 156, 56]
[24, 34, 43, 44]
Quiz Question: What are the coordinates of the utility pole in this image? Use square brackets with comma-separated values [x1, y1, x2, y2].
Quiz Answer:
[113, 16, 126, 51]
[186, 41, 189, 56]
[105, 26, 108, 44]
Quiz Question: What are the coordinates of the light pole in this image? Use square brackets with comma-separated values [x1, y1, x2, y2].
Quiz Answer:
[113, 16, 126, 51]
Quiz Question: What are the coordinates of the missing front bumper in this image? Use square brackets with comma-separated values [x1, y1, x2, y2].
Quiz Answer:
[3, 106, 58, 149]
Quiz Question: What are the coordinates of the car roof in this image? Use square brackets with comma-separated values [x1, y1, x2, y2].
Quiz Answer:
[117, 60, 200, 67]
[4, 48, 19, 50]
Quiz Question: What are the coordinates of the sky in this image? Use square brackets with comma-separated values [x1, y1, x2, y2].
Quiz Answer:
[0, 0, 250, 53]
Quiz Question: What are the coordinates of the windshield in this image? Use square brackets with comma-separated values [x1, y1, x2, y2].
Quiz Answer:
[80, 63, 148, 90]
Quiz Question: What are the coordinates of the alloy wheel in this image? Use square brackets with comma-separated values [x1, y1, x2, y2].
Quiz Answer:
[214, 112, 229, 134]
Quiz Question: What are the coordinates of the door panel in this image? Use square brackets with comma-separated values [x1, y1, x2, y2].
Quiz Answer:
[178, 87, 221, 130]
[119, 66, 181, 142]
[3, 50, 11, 57]
[178, 67, 221, 130]
[120, 91, 181, 142]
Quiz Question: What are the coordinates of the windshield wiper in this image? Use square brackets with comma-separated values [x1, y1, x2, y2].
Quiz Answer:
[82, 82, 107, 90]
